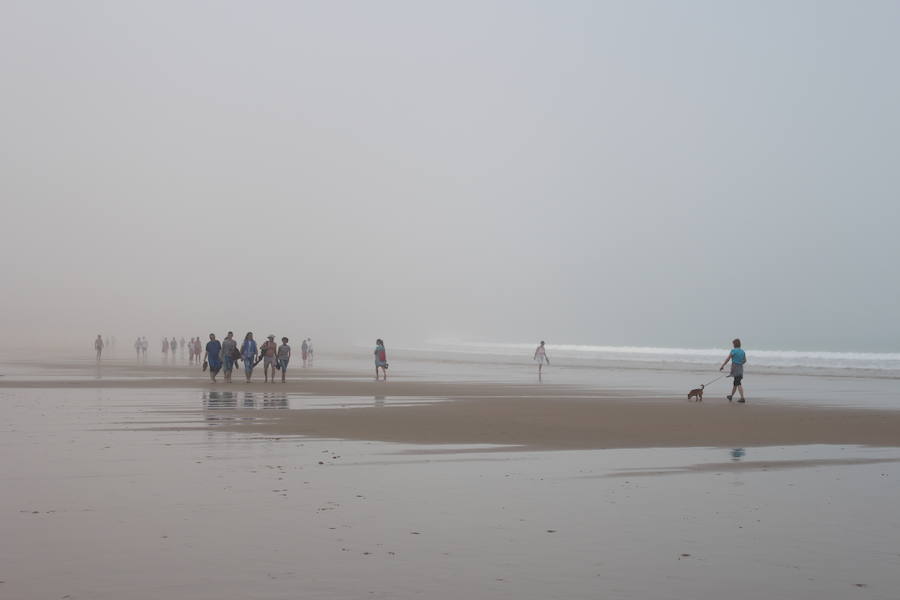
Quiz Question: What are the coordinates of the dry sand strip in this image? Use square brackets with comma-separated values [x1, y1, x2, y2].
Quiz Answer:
[185, 395, 900, 451]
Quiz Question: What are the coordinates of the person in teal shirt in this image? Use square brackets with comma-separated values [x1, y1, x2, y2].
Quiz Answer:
[719, 338, 747, 402]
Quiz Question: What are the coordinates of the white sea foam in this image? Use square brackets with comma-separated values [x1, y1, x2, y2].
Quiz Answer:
[422, 340, 900, 372]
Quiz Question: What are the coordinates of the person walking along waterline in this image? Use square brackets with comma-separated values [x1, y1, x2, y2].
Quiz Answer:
[204, 333, 222, 383]
[94, 335, 104, 361]
[221, 331, 238, 383]
[260, 335, 278, 383]
[720, 338, 748, 402]
[533, 341, 550, 378]
[277, 337, 291, 383]
[374, 339, 388, 381]
[241, 332, 258, 382]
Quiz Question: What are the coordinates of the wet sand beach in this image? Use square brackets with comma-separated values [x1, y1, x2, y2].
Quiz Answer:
[2, 356, 900, 599]
[4, 358, 900, 450]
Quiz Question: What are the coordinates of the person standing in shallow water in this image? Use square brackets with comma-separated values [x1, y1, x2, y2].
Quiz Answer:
[204, 333, 222, 383]
[241, 332, 258, 382]
[720, 338, 748, 402]
[374, 339, 388, 381]
[533, 341, 550, 378]
[94, 335, 104, 361]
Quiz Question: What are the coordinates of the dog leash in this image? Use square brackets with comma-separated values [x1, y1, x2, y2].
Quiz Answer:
[701, 374, 727, 387]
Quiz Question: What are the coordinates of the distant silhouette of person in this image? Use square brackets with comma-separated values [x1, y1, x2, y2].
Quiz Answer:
[162, 337, 169, 357]
[141, 337, 148, 357]
[134, 337, 142, 360]
[533, 341, 550, 378]
[94, 335, 104, 361]
[301, 338, 309, 367]
[374, 339, 388, 381]
[307, 338, 314, 365]
[169, 337, 177, 357]
[193, 337, 202, 363]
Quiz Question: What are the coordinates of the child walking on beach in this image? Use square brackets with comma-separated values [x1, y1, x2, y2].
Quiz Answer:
[720, 338, 747, 402]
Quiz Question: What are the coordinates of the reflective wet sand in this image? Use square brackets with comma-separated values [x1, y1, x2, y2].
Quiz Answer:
[2, 385, 900, 599]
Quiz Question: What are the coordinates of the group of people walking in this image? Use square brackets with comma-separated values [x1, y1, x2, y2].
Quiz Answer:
[101, 334, 747, 399]
[201, 333, 314, 383]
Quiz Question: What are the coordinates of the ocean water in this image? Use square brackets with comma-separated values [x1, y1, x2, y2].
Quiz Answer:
[418, 340, 900, 374]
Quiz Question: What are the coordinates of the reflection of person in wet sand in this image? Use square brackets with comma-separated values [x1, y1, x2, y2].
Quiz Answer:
[94, 335, 104, 361]
[533, 341, 550, 378]
[374, 339, 388, 381]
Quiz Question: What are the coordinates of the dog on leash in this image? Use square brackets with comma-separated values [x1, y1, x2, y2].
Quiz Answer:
[687, 384, 704, 402]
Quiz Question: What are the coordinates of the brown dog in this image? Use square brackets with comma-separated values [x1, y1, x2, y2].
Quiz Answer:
[687, 384, 704, 402]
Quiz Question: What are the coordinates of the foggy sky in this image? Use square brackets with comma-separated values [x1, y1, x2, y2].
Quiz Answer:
[2, 1, 898, 352]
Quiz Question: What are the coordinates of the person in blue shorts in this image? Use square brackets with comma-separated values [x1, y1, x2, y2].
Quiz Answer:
[720, 338, 747, 403]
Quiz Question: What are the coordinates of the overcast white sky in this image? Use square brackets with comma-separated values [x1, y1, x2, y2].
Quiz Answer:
[1, 1, 898, 352]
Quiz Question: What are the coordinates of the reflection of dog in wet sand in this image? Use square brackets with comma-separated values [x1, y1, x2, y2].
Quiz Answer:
[687, 384, 704, 402]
